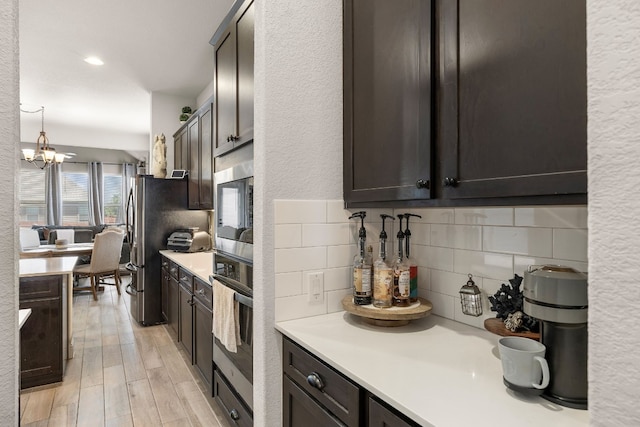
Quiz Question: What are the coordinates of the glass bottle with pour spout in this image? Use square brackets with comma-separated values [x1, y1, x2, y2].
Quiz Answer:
[392, 214, 411, 307]
[349, 211, 372, 305]
[404, 213, 422, 303]
[373, 214, 395, 308]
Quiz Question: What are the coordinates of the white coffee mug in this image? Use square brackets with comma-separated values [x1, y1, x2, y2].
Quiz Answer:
[498, 336, 550, 390]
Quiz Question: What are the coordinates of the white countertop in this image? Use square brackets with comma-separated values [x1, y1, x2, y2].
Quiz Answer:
[159, 250, 213, 283]
[19, 309, 32, 329]
[19, 256, 79, 277]
[276, 312, 589, 427]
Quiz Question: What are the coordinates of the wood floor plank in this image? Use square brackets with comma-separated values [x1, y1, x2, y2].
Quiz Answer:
[147, 366, 188, 424]
[80, 345, 103, 389]
[174, 381, 222, 427]
[136, 333, 164, 370]
[20, 391, 30, 420]
[51, 380, 80, 408]
[105, 414, 134, 427]
[127, 378, 162, 427]
[120, 343, 146, 382]
[104, 365, 131, 421]
[102, 343, 123, 369]
[76, 383, 104, 427]
[162, 418, 194, 427]
[47, 403, 78, 427]
[20, 387, 55, 424]
[157, 344, 194, 385]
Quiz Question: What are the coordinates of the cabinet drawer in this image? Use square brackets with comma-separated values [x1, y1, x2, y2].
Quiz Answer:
[368, 396, 419, 427]
[169, 261, 179, 279]
[283, 337, 360, 426]
[178, 268, 193, 291]
[19, 276, 61, 300]
[161, 257, 169, 271]
[283, 374, 344, 427]
[193, 277, 213, 308]
[214, 370, 252, 427]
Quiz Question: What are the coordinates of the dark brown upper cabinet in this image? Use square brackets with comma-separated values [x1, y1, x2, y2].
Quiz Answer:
[344, 0, 587, 208]
[173, 98, 214, 210]
[343, 0, 433, 205]
[437, 0, 587, 200]
[211, 0, 254, 157]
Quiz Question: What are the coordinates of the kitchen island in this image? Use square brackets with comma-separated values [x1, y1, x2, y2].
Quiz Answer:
[19, 256, 77, 389]
[276, 312, 589, 427]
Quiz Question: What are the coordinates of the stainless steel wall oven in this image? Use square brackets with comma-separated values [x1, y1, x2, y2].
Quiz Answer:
[211, 251, 253, 414]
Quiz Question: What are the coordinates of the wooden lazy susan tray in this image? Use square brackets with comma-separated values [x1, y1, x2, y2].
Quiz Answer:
[483, 318, 540, 340]
[342, 295, 433, 327]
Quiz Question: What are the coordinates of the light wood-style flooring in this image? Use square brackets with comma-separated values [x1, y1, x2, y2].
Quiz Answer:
[20, 277, 230, 427]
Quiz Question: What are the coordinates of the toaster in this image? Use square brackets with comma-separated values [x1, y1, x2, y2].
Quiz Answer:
[167, 228, 211, 252]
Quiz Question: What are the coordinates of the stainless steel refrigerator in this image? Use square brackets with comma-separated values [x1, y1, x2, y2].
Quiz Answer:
[125, 175, 209, 325]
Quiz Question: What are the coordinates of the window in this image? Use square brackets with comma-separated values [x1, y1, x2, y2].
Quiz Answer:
[18, 162, 128, 226]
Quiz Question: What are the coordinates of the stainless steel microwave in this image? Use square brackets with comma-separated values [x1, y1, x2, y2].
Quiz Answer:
[214, 160, 253, 263]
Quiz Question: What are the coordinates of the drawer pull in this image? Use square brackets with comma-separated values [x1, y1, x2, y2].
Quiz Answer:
[306, 372, 325, 390]
[229, 409, 240, 420]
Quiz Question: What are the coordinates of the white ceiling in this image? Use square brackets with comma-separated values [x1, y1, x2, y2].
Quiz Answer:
[19, 0, 234, 152]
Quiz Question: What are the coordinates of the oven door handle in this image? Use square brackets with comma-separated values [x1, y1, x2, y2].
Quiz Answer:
[210, 273, 253, 308]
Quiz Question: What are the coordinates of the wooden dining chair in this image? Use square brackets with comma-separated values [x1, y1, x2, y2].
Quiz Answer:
[73, 229, 125, 300]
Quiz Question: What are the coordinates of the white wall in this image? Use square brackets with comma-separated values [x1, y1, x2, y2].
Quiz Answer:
[254, 0, 343, 425]
[588, 1, 640, 425]
[150, 91, 196, 172]
[0, 0, 21, 424]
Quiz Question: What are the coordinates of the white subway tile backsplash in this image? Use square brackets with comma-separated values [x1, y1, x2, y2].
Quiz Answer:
[303, 223, 351, 247]
[515, 206, 588, 228]
[275, 224, 302, 248]
[327, 200, 350, 223]
[553, 228, 588, 262]
[431, 224, 482, 250]
[513, 256, 588, 275]
[274, 199, 588, 329]
[274, 200, 327, 224]
[483, 226, 552, 257]
[275, 247, 327, 273]
[275, 294, 327, 322]
[430, 269, 477, 297]
[324, 267, 351, 291]
[275, 272, 303, 297]
[455, 207, 513, 225]
[327, 289, 352, 314]
[454, 249, 513, 281]
[425, 291, 455, 319]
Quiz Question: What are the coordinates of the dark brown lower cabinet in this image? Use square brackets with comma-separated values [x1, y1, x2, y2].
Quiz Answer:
[214, 370, 253, 427]
[193, 277, 213, 393]
[178, 279, 194, 360]
[19, 275, 63, 389]
[161, 262, 169, 322]
[282, 337, 420, 427]
[168, 275, 179, 338]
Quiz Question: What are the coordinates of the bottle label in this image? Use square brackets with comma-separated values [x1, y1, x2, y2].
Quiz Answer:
[354, 268, 371, 294]
[409, 265, 418, 299]
[373, 268, 393, 303]
[398, 270, 410, 297]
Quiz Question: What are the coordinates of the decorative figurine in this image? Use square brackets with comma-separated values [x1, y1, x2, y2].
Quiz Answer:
[488, 274, 539, 332]
[152, 133, 167, 178]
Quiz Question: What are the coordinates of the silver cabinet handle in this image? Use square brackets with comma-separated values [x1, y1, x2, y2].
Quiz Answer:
[306, 372, 325, 390]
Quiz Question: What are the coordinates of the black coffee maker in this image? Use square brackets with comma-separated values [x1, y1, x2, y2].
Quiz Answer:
[523, 265, 588, 410]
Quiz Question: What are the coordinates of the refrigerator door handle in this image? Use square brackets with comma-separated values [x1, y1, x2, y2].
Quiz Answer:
[125, 283, 139, 296]
[125, 187, 135, 252]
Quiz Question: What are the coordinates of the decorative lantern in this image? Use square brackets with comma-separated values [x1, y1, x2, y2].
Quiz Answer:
[459, 274, 483, 316]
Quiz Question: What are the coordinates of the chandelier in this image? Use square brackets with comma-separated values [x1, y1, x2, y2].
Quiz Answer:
[20, 106, 65, 169]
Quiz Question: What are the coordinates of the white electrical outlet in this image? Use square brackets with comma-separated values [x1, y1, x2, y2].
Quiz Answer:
[306, 271, 324, 303]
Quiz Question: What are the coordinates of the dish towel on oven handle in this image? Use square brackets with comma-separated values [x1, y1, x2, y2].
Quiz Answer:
[212, 279, 241, 352]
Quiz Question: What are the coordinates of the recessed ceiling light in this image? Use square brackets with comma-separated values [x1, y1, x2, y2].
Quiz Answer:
[84, 56, 104, 66]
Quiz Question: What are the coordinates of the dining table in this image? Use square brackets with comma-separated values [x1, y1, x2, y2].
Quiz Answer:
[19, 242, 93, 259]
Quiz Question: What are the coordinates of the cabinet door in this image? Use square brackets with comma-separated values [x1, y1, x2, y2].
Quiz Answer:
[438, 0, 587, 199]
[168, 276, 179, 338]
[174, 127, 186, 170]
[343, 0, 432, 205]
[187, 116, 200, 209]
[283, 375, 345, 427]
[194, 297, 213, 392]
[178, 282, 194, 361]
[236, 1, 254, 146]
[214, 26, 237, 155]
[161, 266, 169, 322]
[199, 103, 214, 209]
[368, 396, 419, 427]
